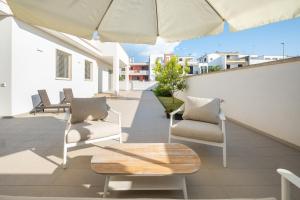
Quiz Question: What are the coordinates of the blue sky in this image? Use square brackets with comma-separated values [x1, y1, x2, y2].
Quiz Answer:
[122, 17, 300, 62]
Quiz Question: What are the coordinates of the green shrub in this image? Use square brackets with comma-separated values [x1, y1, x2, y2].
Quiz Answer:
[153, 56, 189, 103]
[208, 65, 222, 72]
[153, 84, 172, 97]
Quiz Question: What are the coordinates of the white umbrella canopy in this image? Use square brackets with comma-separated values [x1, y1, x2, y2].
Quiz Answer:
[7, 0, 300, 44]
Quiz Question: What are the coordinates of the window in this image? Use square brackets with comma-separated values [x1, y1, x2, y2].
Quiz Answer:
[56, 50, 71, 79]
[238, 64, 243, 68]
[226, 64, 231, 69]
[85, 60, 92, 80]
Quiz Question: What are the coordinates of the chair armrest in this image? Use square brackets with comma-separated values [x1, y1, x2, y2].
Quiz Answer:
[277, 168, 300, 200]
[64, 110, 72, 142]
[170, 104, 184, 116]
[169, 104, 184, 128]
[277, 168, 300, 188]
[64, 109, 71, 121]
[104, 107, 121, 127]
[219, 111, 226, 121]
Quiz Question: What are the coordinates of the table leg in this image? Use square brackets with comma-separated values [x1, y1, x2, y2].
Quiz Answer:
[182, 176, 188, 200]
[103, 176, 110, 198]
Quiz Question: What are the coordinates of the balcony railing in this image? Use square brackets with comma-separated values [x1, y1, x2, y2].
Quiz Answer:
[121, 70, 149, 75]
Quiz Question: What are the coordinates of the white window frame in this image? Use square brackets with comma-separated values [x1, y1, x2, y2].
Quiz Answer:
[56, 49, 72, 80]
[84, 60, 93, 81]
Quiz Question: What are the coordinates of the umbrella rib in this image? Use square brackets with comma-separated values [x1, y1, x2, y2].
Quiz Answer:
[155, 0, 159, 36]
[205, 0, 225, 21]
[96, 0, 114, 30]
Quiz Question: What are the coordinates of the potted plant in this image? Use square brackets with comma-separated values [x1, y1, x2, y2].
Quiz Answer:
[153, 56, 189, 119]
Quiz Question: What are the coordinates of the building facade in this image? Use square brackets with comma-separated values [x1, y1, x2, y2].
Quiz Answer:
[198, 51, 284, 72]
[125, 63, 150, 81]
[0, 2, 130, 116]
[178, 56, 201, 74]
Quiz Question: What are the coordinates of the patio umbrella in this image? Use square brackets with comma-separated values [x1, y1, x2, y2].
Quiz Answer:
[7, 0, 300, 44]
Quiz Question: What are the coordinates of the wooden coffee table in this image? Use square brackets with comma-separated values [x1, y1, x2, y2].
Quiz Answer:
[91, 143, 201, 199]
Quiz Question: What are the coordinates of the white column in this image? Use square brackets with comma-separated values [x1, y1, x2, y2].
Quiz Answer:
[113, 51, 120, 95]
[125, 65, 130, 91]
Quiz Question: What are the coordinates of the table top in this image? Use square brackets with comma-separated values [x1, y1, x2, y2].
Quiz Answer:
[91, 143, 201, 175]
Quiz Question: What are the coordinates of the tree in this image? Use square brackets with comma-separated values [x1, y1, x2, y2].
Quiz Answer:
[153, 56, 189, 103]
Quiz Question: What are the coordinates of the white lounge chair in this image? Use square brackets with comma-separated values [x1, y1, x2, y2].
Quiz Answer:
[63, 97, 122, 168]
[169, 96, 227, 167]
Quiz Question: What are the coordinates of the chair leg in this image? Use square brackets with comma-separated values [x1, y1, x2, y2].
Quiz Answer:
[119, 132, 123, 143]
[223, 144, 227, 167]
[62, 143, 68, 169]
[168, 130, 172, 143]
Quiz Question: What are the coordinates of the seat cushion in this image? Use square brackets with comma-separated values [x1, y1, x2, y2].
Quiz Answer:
[171, 120, 224, 143]
[71, 97, 108, 124]
[67, 120, 120, 143]
[182, 96, 220, 124]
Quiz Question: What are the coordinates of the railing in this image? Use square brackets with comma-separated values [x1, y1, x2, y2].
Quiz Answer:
[120, 70, 149, 76]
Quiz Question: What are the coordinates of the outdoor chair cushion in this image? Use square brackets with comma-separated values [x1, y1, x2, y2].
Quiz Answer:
[171, 120, 224, 143]
[71, 97, 108, 124]
[182, 96, 220, 124]
[63, 88, 74, 104]
[67, 120, 119, 143]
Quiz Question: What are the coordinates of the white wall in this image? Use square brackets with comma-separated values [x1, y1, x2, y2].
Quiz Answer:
[0, 17, 12, 116]
[208, 56, 225, 69]
[181, 58, 300, 147]
[98, 60, 112, 92]
[8, 18, 99, 115]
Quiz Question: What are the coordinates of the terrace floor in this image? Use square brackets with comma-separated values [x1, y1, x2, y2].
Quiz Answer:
[0, 91, 299, 199]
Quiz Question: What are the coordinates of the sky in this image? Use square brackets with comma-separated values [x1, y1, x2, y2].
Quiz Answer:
[122, 17, 300, 63]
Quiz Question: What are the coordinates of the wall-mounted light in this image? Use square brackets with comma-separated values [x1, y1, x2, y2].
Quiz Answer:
[0, 82, 7, 87]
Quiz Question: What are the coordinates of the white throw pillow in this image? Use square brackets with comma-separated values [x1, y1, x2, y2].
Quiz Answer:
[182, 96, 220, 124]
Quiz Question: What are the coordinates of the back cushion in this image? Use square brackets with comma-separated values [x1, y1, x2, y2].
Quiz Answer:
[38, 90, 51, 106]
[182, 96, 220, 124]
[71, 97, 108, 124]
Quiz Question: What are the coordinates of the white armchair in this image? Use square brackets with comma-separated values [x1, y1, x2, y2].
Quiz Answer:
[62, 98, 122, 168]
[169, 97, 227, 167]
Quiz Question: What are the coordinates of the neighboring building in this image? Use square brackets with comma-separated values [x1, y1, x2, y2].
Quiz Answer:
[198, 51, 247, 70]
[245, 55, 284, 65]
[0, 2, 129, 116]
[178, 56, 201, 74]
[198, 51, 285, 72]
[122, 62, 150, 81]
[163, 53, 174, 64]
